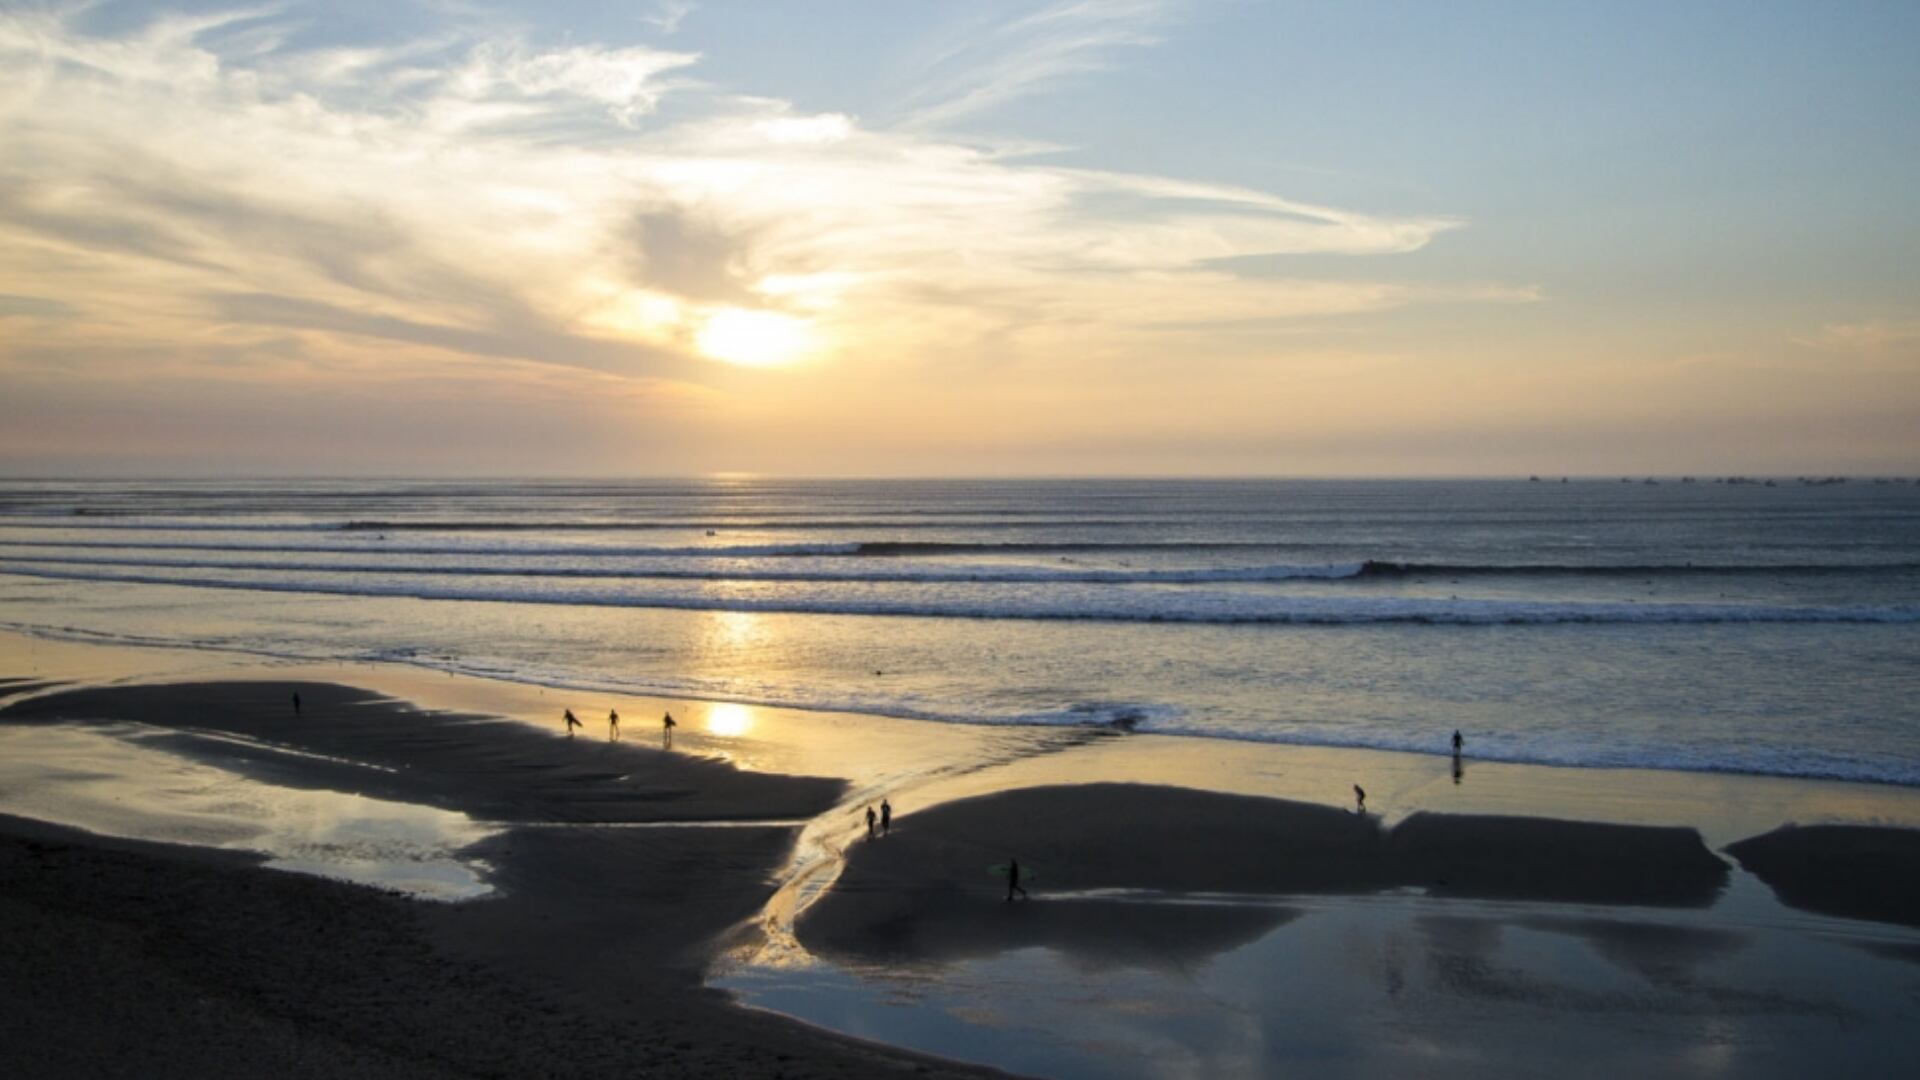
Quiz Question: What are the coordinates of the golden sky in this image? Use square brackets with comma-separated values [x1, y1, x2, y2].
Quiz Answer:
[2, 2, 1915, 475]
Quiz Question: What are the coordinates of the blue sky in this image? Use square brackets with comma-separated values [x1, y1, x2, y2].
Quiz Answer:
[2, 0, 1915, 475]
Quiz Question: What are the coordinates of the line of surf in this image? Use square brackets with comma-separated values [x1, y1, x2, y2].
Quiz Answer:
[0, 553, 1368, 584]
[4, 618, 1916, 789]
[3, 564, 1916, 625]
[2, 537, 1915, 575]
[0, 517, 1164, 532]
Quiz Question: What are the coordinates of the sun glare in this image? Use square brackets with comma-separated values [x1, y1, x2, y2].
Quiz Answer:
[695, 308, 810, 367]
[705, 702, 755, 737]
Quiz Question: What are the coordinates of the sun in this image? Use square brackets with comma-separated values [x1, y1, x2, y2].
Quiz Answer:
[695, 308, 810, 367]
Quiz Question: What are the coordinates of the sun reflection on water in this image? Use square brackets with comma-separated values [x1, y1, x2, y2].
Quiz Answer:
[706, 702, 755, 738]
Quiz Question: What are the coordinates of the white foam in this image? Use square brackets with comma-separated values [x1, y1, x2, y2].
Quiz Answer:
[2, 562, 1915, 625]
[0, 551, 1364, 584]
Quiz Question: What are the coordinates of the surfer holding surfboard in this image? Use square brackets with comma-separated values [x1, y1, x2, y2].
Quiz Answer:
[1002, 857, 1029, 901]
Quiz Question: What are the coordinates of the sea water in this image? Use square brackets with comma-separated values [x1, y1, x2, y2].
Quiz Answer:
[0, 477, 1915, 785]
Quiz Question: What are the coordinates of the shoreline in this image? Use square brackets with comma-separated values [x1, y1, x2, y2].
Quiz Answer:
[6, 638, 1920, 1076]
[9, 628, 1920, 848]
[0, 675, 1001, 1079]
[8, 619, 1920, 796]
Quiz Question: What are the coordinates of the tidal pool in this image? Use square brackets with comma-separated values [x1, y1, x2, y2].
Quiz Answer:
[717, 887, 1920, 1079]
[0, 722, 498, 899]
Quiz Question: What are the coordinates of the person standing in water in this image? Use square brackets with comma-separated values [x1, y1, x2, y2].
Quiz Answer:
[1006, 857, 1028, 902]
[564, 709, 582, 737]
[291, 691, 301, 716]
[1452, 730, 1464, 755]
[1354, 784, 1366, 813]
[608, 709, 620, 741]
[880, 798, 892, 836]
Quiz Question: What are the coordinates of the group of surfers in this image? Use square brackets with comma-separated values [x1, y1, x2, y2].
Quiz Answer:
[562, 707, 676, 742]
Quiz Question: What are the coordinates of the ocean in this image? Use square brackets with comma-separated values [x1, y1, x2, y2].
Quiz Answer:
[1, 477, 1916, 785]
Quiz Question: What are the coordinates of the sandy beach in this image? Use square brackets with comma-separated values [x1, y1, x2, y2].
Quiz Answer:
[5, 643, 1920, 1077]
[0, 676, 995, 1079]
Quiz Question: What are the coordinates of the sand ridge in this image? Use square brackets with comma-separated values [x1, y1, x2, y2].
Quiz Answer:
[797, 782, 1735, 965]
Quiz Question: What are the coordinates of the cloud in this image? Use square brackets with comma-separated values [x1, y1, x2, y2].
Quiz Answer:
[0, 293, 78, 320]
[1795, 319, 1920, 355]
[639, 2, 696, 36]
[898, 0, 1174, 129]
[0, 2, 1509, 416]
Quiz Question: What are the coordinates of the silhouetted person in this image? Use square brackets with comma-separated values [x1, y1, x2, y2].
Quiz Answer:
[1354, 784, 1366, 813]
[880, 798, 892, 836]
[1006, 857, 1028, 902]
[608, 709, 620, 741]
[662, 711, 677, 747]
[1452, 730, 1464, 755]
[564, 709, 581, 737]
[865, 805, 877, 839]
[291, 691, 301, 716]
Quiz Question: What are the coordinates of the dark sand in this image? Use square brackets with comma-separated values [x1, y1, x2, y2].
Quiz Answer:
[1727, 824, 1920, 929]
[1, 680, 844, 822]
[10, 680, 1920, 1077]
[0, 681, 996, 1079]
[800, 783, 1731, 964]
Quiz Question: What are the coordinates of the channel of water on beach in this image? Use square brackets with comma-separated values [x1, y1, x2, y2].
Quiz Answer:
[0, 720, 499, 900]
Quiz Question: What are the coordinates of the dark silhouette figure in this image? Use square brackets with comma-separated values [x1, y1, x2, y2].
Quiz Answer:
[662, 711, 677, 748]
[865, 805, 877, 839]
[1354, 784, 1366, 813]
[1006, 857, 1028, 902]
[608, 709, 620, 741]
[1452, 730, 1464, 755]
[880, 798, 892, 836]
[564, 709, 582, 737]
[291, 691, 301, 716]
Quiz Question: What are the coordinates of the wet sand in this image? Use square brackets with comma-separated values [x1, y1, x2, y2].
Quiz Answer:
[1727, 824, 1920, 929]
[0, 680, 845, 823]
[0, 680, 995, 1079]
[799, 783, 1731, 963]
[7, 666, 1920, 1077]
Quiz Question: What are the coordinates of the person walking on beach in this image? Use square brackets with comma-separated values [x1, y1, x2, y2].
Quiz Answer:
[662, 711, 677, 746]
[608, 709, 620, 741]
[865, 805, 877, 839]
[564, 709, 582, 738]
[1354, 784, 1366, 813]
[291, 691, 301, 716]
[880, 798, 892, 836]
[1006, 857, 1028, 902]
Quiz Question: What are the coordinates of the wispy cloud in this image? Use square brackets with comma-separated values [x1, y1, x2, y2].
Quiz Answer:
[898, 0, 1173, 129]
[0, 0, 1513, 473]
[1796, 318, 1920, 355]
[639, 1, 695, 36]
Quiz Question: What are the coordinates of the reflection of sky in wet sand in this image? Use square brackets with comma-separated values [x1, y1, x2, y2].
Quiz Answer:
[0, 723, 497, 899]
[719, 891, 1920, 1079]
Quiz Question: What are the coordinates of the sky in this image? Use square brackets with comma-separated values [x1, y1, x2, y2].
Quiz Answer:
[1, 0, 1916, 477]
